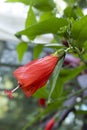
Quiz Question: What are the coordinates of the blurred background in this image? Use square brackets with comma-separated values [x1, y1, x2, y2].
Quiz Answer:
[0, 1, 54, 130]
[0, 1, 37, 130]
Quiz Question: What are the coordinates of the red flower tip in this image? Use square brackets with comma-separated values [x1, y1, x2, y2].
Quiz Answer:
[39, 98, 46, 107]
[4, 86, 19, 99]
[45, 118, 55, 130]
[4, 90, 14, 99]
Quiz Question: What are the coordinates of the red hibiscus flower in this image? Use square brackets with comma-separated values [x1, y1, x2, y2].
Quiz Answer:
[4, 52, 64, 98]
[45, 118, 55, 130]
[14, 55, 59, 97]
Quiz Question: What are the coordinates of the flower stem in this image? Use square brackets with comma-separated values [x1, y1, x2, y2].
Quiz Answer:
[64, 46, 73, 53]
[11, 85, 19, 93]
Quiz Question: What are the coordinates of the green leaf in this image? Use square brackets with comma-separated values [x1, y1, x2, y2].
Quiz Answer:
[64, 0, 75, 6]
[40, 12, 55, 21]
[83, 41, 87, 61]
[16, 42, 28, 61]
[75, 7, 84, 17]
[51, 78, 64, 99]
[6, 0, 29, 4]
[64, 6, 83, 19]
[48, 56, 65, 101]
[71, 15, 87, 44]
[60, 65, 86, 82]
[43, 98, 64, 114]
[6, 0, 55, 11]
[51, 65, 86, 99]
[25, 6, 37, 28]
[33, 44, 43, 59]
[34, 86, 48, 99]
[32, 0, 55, 11]
[16, 17, 68, 40]
[76, 110, 87, 115]
[83, 41, 87, 50]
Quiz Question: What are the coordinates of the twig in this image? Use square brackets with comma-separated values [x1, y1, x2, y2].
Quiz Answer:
[0, 62, 21, 68]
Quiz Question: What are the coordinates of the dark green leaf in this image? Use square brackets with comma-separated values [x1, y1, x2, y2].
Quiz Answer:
[64, 6, 83, 19]
[83, 41, 87, 50]
[60, 65, 86, 82]
[43, 98, 64, 114]
[52, 65, 86, 99]
[16, 42, 28, 61]
[71, 15, 87, 44]
[32, 0, 55, 11]
[76, 110, 87, 115]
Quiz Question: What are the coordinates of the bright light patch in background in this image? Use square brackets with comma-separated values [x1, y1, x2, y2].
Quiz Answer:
[81, 104, 87, 111]
[0, 0, 28, 41]
[54, 0, 67, 15]
[83, 8, 87, 15]
[64, 112, 75, 124]
[0, 0, 28, 17]
[0, 97, 8, 118]
[0, 0, 5, 3]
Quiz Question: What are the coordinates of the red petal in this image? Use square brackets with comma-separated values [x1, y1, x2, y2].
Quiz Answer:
[21, 86, 38, 97]
[13, 55, 59, 97]
[21, 73, 51, 97]
[45, 118, 55, 130]
[14, 56, 58, 86]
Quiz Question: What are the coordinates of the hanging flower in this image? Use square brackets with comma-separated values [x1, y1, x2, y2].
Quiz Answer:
[14, 55, 59, 97]
[4, 52, 64, 98]
[45, 118, 55, 130]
